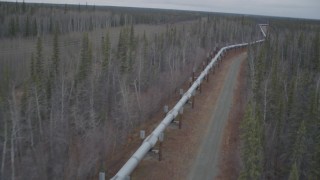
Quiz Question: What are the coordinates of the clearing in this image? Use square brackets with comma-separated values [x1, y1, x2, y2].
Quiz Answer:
[107, 49, 247, 179]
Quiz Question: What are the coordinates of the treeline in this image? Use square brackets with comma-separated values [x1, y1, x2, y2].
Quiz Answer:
[240, 21, 320, 179]
[0, 3, 260, 179]
[0, 1, 201, 38]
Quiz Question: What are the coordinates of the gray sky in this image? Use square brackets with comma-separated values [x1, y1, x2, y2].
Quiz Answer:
[4, 0, 320, 20]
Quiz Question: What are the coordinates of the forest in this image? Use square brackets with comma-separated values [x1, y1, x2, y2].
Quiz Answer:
[0, 1, 262, 179]
[240, 20, 320, 179]
[2, 1, 318, 180]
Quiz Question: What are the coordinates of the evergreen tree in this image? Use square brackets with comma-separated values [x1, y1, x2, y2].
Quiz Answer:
[30, 53, 36, 81]
[310, 82, 320, 178]
[253, 45, 266, 101]
[292, 120, 306, 166]
[0, 65, 10, 104]
[20, 82, 29, 116]
[240, 102, 263, 180]
[33, 18, 37, 36]
[129, 24, 135, 48]
[49, 17, 53, 34]
[46, 75, 52, 107]
[120, 14, 125, 26]
[298, 33, 304, 50]
[142, 31, 149, 86]
[102, 31, 110, 71]
[89, 17, 93, 31]
[45, 25, 60, 105]
[64, 4, 68, 14]
[15, 16, 19, 35]
[9, 17, 16, 37]
[117, 28, 129, 74]
[35, 36, 43, 86]
[22, 0, 26, 13]
[77, 33, 92, 83]
[51, 25, 60, 75]
[311, 117, 320, 178]
[143, 31, 148, 61]
[128, 24, 135, 72]
[313, 33, 320, 71]
[288, 162, 299, 180]
[25, 16, 29, 37]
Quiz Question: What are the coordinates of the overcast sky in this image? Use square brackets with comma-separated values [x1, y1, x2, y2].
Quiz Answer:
[4, 0, 320, 20]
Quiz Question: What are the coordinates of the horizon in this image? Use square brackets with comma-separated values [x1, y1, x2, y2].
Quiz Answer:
[1, 0, 320, 20]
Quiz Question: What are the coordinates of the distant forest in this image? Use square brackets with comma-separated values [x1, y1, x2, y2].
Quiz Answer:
[0, 1, 204, 37]
[241, 20, 320, 179]
[0, 1, 261, 179]
[2, 1, 319, 180]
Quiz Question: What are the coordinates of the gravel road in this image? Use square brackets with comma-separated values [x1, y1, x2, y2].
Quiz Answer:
[188, 52, 247, 180]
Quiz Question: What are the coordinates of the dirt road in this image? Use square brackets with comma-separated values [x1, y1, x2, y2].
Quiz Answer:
[188, 52, 246, 180]
[110, 50, 247, 180]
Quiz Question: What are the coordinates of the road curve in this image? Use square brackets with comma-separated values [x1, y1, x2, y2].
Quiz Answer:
[188, 52, 247, 180]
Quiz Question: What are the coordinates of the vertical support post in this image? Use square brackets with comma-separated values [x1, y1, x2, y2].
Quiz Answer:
[202, 61, 205, 71]
[179, 107, 184, 129]
[158, 132, 164, 161]
[189, 77, 192, 88]
[99, 172, 105, 180]
[163, 105, 168, 117]
[192, 91, 195, 109]
[140, 130, 145, 144]
[179, 89, 184, 99]
[199, 82, 202, 93]
[159, 142, 162, 161]
[192, 67, 196, 82]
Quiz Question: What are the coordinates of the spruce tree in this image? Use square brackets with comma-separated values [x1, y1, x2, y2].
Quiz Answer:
[309, 87, 320, 178]
[22, 0, 26, 13]
[33, 18, 37, 36]
[142, 31, 149, 85]
[118, 28, 129, 74]
[143, 31, 148, 62]
[128, 24, 135, 72]
[25, 16, 29, 37]
[77, 33, 92, 83]
[46, 25, 60, 105]
[102, 31, 110, 71]
[288, 162, 299, 180]
[240, 102, 263, 180]
[9, 17, 16, 37]
[49, 17, 53, 34]
[64, 4, 67, 14]
[30, 53, 36, 82]
[51, 25, 60, 75]
[15, 16, 19, 35]
[292, 120, 306, 165]
[311, 118, 320, 178]
[313, 33, 320, 71]
[35, 36, 43, 86]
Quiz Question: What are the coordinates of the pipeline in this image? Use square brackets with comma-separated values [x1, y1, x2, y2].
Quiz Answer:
[110, 24, 267, 180]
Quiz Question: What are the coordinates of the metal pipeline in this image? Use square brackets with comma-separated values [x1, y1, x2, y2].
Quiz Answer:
[111, 25, 267, 180]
